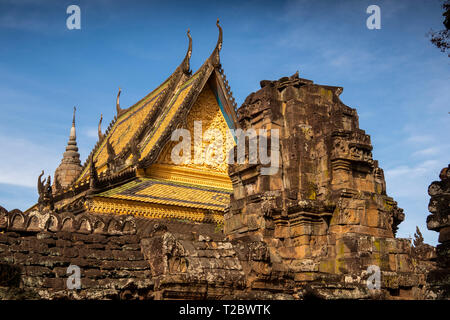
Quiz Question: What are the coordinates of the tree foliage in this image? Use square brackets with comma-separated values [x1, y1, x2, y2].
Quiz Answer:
[429, 0, 450, 56]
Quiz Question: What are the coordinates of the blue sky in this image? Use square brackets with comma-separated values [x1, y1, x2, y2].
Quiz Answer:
[0, 0, 448, 245]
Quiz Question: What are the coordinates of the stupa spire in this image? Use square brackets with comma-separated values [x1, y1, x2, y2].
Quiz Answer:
[67, 106, 78, 150]
[53, 107, 83, 190]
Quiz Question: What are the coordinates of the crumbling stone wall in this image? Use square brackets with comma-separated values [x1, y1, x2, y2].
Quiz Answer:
[0, 206, 247, 300]
[426, 164, 450, 299]
[224, 73, 436, 299]
[0, 207, 153, 299]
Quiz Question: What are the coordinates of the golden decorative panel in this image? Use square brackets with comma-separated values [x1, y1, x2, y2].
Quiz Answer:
[157, 83, 235, 175]
[88, 197, 224, 224]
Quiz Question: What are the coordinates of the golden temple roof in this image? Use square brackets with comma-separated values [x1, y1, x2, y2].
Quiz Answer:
[72, 21, 237, 186]
[95, 178, 230, 211]
[45, 21, 239, 225]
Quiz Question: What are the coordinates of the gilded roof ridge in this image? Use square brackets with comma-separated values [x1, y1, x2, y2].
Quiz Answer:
[214, 67, 239, 125]
[138, 66, 209, 167]
[115, 71, 181, 162]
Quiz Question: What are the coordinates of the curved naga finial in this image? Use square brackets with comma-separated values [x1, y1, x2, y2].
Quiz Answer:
[181, 28, 193, 75]
[116, 88, 122, 116]
[210, 18, 223, 67]
[98, 113, 104, 140]
[129, 137, 141, 165]
[106, 137, 115, 161]
[37, 170, 45, 199]
[89, 155, 99, 191]
[106, 137, 116, 173]
[216, 18, 223, 51]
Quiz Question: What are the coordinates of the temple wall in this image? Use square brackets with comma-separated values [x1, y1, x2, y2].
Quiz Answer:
[0, 207, 247, 300]
[0, 207, 153, 299]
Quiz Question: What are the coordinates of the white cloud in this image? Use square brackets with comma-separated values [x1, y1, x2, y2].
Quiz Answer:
[0, 3, 56, 33]
[385, 159, 440, 179]
[405, 134, 435, 144]
[412, 146, 440, 157]
[0, 135, 60, 188]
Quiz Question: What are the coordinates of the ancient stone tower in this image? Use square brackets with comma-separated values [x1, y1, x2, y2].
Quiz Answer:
[224, 73, 429, 298]
[426, 164, 450, 298]
[53, 107, 82, 191]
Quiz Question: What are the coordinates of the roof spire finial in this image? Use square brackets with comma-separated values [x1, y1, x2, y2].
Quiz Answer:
[216, 18, 223, 52]
[70, 106, 76, 140]
[182, 28, 193, 75]
[210, 18, 223, 67]
[116, 88, 122, 116]
[88, 154, 99, 193]
[98, 113, 104, 140]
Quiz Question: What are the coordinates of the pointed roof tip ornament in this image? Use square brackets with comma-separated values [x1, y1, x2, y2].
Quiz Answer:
[72, 106, 76, 124]
[116, 87, 122, 116]
[181, 28, 193, 75]
[89, 153, 97, 175]
[88, 154, 99, 193]
[106, 137, 116, 159]
[70, 106, 77, 140]
[288, 70, 300, 81]
[210, 18, 223, 68]
[90, 153, 95, 169]
[98, 113, 104, 140]
[37, 170, 45, 199]
[216, 18, 222, 51]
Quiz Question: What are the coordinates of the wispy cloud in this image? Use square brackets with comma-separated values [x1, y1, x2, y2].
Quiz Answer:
[406, 134, 435, 144]
[0, 1, 62, 34]
[0, 135, 59, 188]
[385, 159, 440, 180]
[412, 146, 440, 157]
